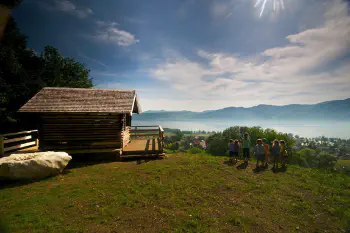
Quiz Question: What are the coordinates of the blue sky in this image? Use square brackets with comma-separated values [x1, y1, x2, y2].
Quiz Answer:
[13, 0, 350, 111]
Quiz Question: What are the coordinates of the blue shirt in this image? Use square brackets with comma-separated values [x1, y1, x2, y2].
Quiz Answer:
[272, 145, 280, 155]
[229, 143, 238, 152]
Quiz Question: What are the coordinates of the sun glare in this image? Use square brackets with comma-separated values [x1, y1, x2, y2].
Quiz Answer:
[255, 0, 285, 17]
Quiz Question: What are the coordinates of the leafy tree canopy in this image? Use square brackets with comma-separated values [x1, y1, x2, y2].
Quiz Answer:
[0, 15, 93, 132]
[0, 0, 22, 8]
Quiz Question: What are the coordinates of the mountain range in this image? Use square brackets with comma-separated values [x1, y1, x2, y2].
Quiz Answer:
[134, 98, 350, 121]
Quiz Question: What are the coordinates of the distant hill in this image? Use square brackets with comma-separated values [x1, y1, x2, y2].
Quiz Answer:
[134, 98, 350, 121]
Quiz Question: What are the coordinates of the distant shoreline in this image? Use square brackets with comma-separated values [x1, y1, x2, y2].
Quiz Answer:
[133, 119, 350, 139]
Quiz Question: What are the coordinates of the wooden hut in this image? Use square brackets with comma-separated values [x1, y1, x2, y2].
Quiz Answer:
[18, 87, 141, 155]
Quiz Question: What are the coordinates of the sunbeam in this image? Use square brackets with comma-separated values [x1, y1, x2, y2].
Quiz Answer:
[260, 0, 267, 17]
[255, 0, 286, 17]
[254, 0, 264, 7]
[280, 0, 285, 9]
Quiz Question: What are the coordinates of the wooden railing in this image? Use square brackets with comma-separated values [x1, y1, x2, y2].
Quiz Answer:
[0, 130, 39, 157]
[130, 125, 165, 151]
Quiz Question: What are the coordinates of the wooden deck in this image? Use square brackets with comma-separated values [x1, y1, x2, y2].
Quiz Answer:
[2, 126, 165, 159]
[123, 139, 163, 157]
[7, 139, 162, 158]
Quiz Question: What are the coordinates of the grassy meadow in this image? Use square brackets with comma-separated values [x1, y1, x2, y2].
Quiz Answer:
[335, 159, 350, 169]
[1, 153, 349, 233]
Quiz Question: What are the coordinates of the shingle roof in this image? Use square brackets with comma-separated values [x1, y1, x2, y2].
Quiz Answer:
[18, 87, 141, 114]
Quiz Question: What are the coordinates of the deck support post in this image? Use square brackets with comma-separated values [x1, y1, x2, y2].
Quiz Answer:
[116, 150, 122, 161]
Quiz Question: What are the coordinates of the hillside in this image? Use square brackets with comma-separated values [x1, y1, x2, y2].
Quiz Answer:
[135, 98, 350, 121]
[1, 153, 349, 233]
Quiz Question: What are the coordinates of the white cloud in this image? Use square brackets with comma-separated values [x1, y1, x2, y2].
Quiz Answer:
[91, 20, 139, 47]
[40, 0, 93, 19]
[149, 0, 350, 111]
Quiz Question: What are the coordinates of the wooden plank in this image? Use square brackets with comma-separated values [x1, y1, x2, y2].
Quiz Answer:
[44, 141, 120, 146]
[43, 137, 121, 141]
[43, 136, 119, 140]
[130, 125, 160, 128]
[41, 115, 122, 119]
[43, 128, 121, 131]
[41, 113, 123, 117]
[4, 135, 32, 144]
[42, 123, 120, 126]
[0, 136, 4, 157]
[4, 141, 36, 152]
[62, 148, 122, 154]
[43, 135, 119, 138]
[130, 129, 159, 133]
[123, 139, 160, 152]
[43, 132, 119, 136]
[43, 145, 121, 150]
[2, 130, 38, 137]
[41, 118, 121, 122]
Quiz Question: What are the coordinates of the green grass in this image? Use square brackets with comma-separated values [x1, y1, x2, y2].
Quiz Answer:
[335, 159, 350, 169]
[1, 153, 350, 233]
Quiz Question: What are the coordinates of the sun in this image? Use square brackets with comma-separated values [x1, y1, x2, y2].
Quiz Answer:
[255, 0, 285, 17]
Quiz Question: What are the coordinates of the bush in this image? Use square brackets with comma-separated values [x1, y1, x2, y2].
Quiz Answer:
[317, 152, 337, 169]
[206, 133, 227, 156]
[166, 142, 179, 150]
[290, 148, 338, 169]
[188, 147, 204, 154]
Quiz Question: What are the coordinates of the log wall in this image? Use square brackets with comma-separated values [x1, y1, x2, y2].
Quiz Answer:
[122, 126, 130, 147]
[39, 113, 124, 151]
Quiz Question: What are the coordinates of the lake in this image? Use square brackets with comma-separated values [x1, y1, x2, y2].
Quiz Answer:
[133, 120, 350, 139]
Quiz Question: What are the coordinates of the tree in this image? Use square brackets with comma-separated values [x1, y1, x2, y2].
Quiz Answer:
[317, 152, 337, 169]
[1, 0, 22, 8]
[206, 132, 227, 156]
[0, 15, 93, 132]
[174, 130, 184, 141]
[296, 148, 318, 168]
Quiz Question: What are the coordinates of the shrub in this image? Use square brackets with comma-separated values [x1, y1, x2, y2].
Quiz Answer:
[206, 133, 227, 156]
[166, 142, 179, 150]
[290, 148, 338, 169]
[188, 147, 204, 154]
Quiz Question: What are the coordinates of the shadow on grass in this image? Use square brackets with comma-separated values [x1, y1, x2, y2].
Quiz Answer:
[271, 166, 287, 173]
[133, 156, 166, 165]
[253, 165, 269, 173]
[0, 174, 59, 190]
[0, 154, 167, 190]
[236, 162, 248, 170]
[223, 160, 238, 166]
[66, 153, 124, 169]
[0, 154, 114, 190]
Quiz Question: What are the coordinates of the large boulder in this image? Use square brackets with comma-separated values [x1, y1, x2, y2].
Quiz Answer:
[0, 152, 72, 180]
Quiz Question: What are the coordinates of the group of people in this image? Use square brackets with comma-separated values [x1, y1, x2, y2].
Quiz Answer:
[228, 132, 288, 169]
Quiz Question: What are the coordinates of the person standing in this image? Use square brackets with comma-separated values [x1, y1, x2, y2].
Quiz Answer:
[242, 133, 251, 164]
[263, 138, 270, 168]
[272, 140, 281, 170]
[254, 139, 265, 168]
[280, 140, 288, 168]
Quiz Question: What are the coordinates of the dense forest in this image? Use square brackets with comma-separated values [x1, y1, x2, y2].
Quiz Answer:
[0, 1, 93, 133]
